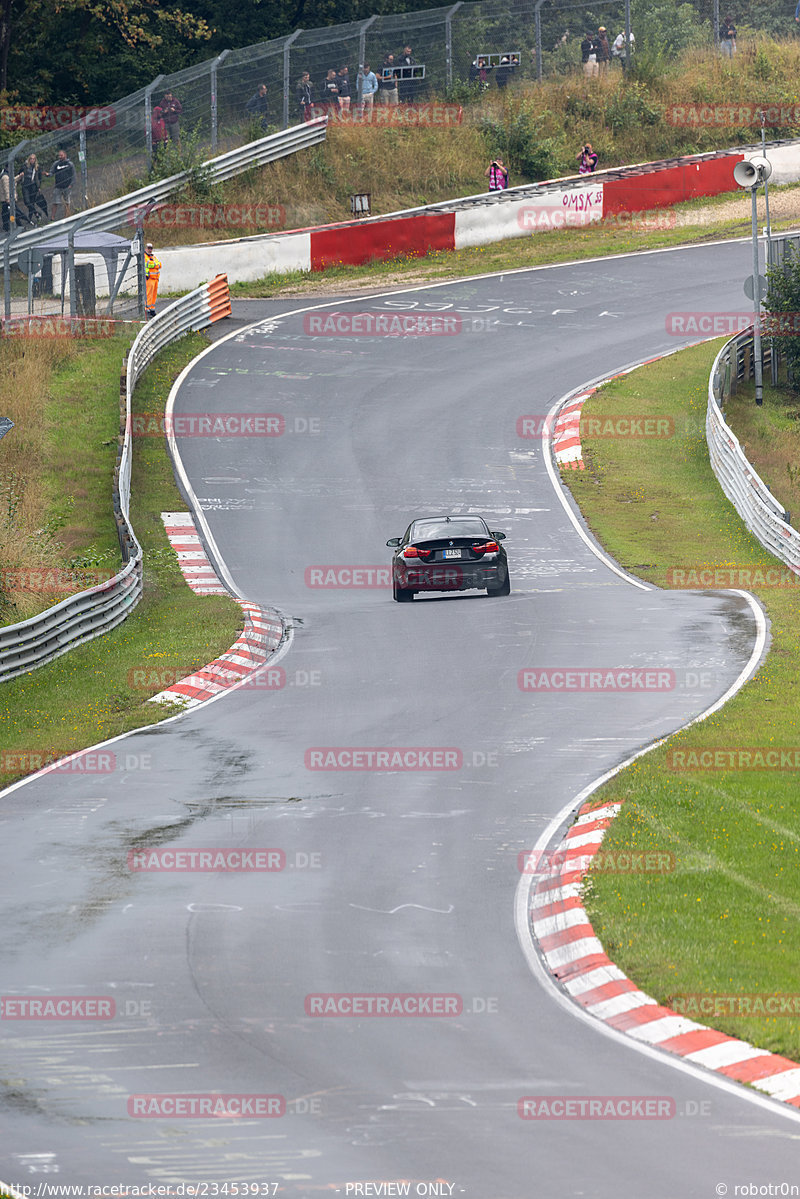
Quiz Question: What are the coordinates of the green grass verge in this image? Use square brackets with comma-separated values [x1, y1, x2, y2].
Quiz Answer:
[0, 334, 243, 789]
[561, 342, 800, 1061]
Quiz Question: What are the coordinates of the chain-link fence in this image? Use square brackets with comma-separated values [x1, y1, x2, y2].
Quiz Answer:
[1, 0, 716, 217]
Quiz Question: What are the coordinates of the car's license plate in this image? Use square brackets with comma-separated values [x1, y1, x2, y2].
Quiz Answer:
[444, 549, 462, 559]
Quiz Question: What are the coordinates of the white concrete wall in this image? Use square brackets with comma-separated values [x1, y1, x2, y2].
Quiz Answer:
[158, 231, 312, 292]
[453, 184, 604, 250]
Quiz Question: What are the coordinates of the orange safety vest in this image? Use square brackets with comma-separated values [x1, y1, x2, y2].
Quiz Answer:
[145, 252, 161, 308]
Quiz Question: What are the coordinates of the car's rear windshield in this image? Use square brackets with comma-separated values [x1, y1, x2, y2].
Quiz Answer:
[411, 518, 489, 541]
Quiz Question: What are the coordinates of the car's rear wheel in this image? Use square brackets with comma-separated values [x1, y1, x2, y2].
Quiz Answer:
[393, 579, 414, 602]
[487, 573, 511, 596]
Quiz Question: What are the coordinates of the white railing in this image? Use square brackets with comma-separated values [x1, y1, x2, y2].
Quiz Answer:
[707, 328, 800, 573]
[0, 275, 231, 683]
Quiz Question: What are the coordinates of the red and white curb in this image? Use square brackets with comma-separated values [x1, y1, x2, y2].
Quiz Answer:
[529, 801, 800, 1108]
[552, 394, 591, 470]
[151, 511, 284, 707]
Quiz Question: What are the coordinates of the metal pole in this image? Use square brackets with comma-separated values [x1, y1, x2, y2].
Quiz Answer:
[283, 30, 302, 130]
[144, 74, 166, 170]
[4, 138, 28, 321]
[625, 0, 631, 72]
[752, 185, 763, 406]
[760, 113, 772, 243]
[535, 0, 546, 81]
[211, 50, 231, 153]
[79, 125, 88, 209]
[358, 15, 377, 86]
[445, 3, 463, 88]
[713, 0, 720, 48]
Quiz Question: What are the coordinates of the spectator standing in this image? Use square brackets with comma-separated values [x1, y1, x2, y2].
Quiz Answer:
[160, 91, 182, 146]
[359, 64, 378, 114]
[396, 45, 417, 102]
[296, 71, 314, 119]
[21, 153, 48, 224]
[245, 84, 269, 129]
[322, 68, 340, 111]
[144, 242, 161, 318]
[596, 27, 611, 74]
[336, 66, 351, 111]
[720, 15, 737, 55]
[578, 143, 598, 173]
[379, 54, 399, 105]
[485, 155, 509, 191]
[46, 149, 75, 219]
[151, 103, 167, 150]
[581, 32, 598, 77]
[469, 56, 492, 89]
[495, 55, 512, 90]
[1, 166, 24, 233]
[612, 29, 635, 68]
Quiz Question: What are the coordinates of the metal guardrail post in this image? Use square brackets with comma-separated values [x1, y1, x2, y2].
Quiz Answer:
[211, 50, 231, 153]
[445, 3, 463, 87]
[145, 74, 166, 171]
[283, 31, 302, 130]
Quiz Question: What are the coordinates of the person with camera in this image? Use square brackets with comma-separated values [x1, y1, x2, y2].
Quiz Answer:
[485, 154, 509, 191]
[578, 143, 598, 174]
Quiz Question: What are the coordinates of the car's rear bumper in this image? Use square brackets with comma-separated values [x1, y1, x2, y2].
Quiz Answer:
[395, 562, 505, 591]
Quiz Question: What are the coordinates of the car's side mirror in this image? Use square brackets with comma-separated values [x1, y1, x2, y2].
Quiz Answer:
[490, 531, 506, 541]
[386, 537, 402, 547]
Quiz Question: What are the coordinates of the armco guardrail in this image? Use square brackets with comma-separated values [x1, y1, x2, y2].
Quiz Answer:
[0, 274, 232, 684]
[707, 327, 800, 574]
[6, 117, 326, 270]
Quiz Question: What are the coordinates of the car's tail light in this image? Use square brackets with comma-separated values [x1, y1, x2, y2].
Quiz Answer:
[472, 541, 499, 555]
[403, 546, 432, 559]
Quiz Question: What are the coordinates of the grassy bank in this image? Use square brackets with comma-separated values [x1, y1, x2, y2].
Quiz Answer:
[560, 343, 800, 1061]
[139, 38, 800, 246]
[0, 334, 242, 789]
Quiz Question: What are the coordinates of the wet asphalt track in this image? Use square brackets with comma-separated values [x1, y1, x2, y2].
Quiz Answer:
[3, 242, 800, 1196]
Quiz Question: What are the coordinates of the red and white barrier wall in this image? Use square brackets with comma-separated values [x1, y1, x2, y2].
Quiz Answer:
[158, 140, 800, 291]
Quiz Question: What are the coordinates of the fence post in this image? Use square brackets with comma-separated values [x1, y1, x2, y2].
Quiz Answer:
[445, 3, 463, 87]
[145, 74, 166, 170]
[3, 137, 28, 321]
[359, 15, 377, 75]
[283, 31, 302, 129]
[535, 0, 546, 81]
[211, 50, 231, 152]
[79, 125, 88, 209]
